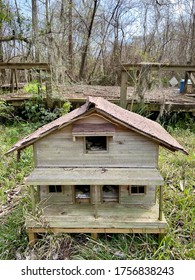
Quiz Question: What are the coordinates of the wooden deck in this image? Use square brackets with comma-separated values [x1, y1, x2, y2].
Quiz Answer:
[26, 203, 167, 235]
[1, 85, 195, 113]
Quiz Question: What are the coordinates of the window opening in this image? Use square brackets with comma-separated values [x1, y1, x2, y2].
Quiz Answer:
[102, 185, 119, 202]
[49, 185, 62, 193]
[75, 185, 90, 203]
[86, 136, 107, 152]
[130, 186, 145, 194]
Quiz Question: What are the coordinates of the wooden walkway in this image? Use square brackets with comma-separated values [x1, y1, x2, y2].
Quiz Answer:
[1, 85, 195, 113]
[1, 62, 195, 113]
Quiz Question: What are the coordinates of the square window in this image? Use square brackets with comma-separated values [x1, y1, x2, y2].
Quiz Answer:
[75, 185, 90, 203]
[49, 185, 62, 193]
[130, 186, 146, 195]
[102, 185, 119, 203]
[131, 186, 138, 194]
[85, 136, 107, 152]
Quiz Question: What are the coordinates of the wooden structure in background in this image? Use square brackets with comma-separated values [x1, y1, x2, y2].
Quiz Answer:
[0, 62, 52, 107]
[6, 97, 187, 244]
[120, 62, 195, 108]
[1, 62, 195, 114]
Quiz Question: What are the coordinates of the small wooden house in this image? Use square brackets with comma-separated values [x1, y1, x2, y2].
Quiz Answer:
[6, 96, 187, 243]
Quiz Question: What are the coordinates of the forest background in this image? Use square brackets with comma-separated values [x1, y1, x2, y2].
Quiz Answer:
[0, 0, 195, 86]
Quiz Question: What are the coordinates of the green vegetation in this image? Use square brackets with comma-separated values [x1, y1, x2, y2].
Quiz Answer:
[0, 97, 71, 126]
[23, 80, 46, 95]
[0, 120, 194, 260]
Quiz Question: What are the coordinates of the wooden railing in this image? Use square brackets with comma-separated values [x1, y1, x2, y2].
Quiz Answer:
[120, 62, 195, 108]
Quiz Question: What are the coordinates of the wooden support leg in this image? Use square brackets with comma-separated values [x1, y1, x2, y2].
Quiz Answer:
[28, 231, 37, 246]
[10, 69, 14, 93]
[91, 233, 98, 240]
[159, 185, 163, 221]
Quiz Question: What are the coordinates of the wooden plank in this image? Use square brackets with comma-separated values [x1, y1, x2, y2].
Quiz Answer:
[26, 227, 167, 234]
[122, 63, 195, 72]
[0, 82, 25, 89]
[25, 167, 164, 186]
[25, 202, 167, 233]
[34, 121, 158, 168]
[74, 114, 113, 125]
[120, 185, 156, 205]
[72, 123, 115, 136]
[0, 62, 50, 70]
[40, 185, 73, 204]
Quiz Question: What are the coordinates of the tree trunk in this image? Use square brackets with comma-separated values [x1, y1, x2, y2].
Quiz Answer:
[32, 0, 40, 62]
[79, 0, 99, 80]
[0, 0, 6, 84]
[189, 12, 195, 64]
[68, 0, 73, 75]
[0, 0, 4, 62]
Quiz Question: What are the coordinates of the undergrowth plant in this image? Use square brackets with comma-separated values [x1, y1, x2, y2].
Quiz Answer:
[23, 80, 46, 95]
[21, 93, 71, 125]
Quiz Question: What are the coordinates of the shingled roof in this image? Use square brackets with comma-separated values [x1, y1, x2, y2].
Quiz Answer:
[6, 96, 187, 155]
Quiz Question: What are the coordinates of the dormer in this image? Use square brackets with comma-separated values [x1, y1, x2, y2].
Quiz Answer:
[72, 123, 115, 153]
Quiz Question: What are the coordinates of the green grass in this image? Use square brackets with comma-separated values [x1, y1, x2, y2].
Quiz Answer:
[0, 121, 194, 260]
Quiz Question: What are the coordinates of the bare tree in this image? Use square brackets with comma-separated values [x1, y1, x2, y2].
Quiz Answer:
[0, 0, 4, 63]
[32, 0, 40, 61]
[79, 0, 99, 80]
[68, 0, 73, 75]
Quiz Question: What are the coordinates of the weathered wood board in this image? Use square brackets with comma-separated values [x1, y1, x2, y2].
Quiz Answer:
[39, 185, 158, 206]
[33, 114, 158, 168]
[26, 203, 167, 231]
[25, 168, 163, 186]
[40, 185, 73, 204]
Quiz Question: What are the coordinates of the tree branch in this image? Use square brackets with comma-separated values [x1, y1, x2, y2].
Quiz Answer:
[0, 36, 30, 43]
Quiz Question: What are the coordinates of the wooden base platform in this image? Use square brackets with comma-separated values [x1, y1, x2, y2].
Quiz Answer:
[26, 203, 167, 244]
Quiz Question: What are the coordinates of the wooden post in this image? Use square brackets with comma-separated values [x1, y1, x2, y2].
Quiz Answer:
[183, 71, 189, 94]
[14, 69, 18, 91]
[91, 233, 98, 240]
[120, 70, 128, 109]
[159, 185, 165, 244]
[27, 230, 37, 246]
[159, 185, 163, 221]
[45, 67, 53, 109]
[94, 185, 98, 219]
[190, 73, 195, 86]
[30, 186, 36, 215]
[10, 69, 14, 93]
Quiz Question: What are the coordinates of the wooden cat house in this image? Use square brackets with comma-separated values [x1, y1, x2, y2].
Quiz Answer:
[6, 96, 187, 243]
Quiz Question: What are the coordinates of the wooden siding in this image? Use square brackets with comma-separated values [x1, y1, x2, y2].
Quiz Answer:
[120, 185, 156, 205]
[39, 184, 156, 205]
[34, 114, 158, 168]
[40, 185, 73, 204]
